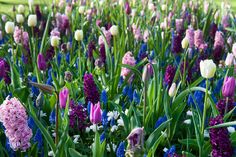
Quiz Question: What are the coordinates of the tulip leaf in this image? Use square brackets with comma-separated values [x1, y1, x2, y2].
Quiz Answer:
[69, 148, 87, 157]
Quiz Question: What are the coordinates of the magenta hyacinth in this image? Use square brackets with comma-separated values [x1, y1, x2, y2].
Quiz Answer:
[90, 101, 102, 124]
[121, 51, 136, 79]
[37, 53, 47, 71]
[83, 73, 100, 104]
[0, 59, 5, 78]
[209, 116, 233, 157]
[0, 97, 33, 151]
[0, 58, 11, 84]
[222, 77, 235, 98]
[216, 98, 234, 116]
[59, 87, 69, 109]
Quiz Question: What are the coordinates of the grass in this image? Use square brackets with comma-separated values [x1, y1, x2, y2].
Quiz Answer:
[0, 0, 235, 15]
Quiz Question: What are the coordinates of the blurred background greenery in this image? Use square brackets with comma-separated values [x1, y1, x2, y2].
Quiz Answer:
[0, 0, 235, 15]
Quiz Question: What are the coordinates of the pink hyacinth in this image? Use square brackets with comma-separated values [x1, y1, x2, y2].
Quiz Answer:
[132, 24, 143, 41]
[175, 19, 184, 33]
[194, 29, 207, 50]
[98, 28, 112, 46]
[213, 31, 224, 49]
[186, 27, 194, 48]
[143, 30, 149, 43]
[50, 28, 60, 37]
[221, 15, 230, 29]
[0, 97, 32, 151]
[13, 26, 29, 48]
[121, 51, 136, 79]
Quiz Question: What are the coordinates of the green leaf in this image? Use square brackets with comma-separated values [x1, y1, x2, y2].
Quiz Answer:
[207, 121, 236, 129]
[146, 119, 172, 149]
[68, 148, 87, 157]
[13, 87, 29, 103]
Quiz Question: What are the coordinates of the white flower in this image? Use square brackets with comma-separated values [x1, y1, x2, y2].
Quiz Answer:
[16, 14, 24, 23]
[184, 119, 191, 125]
[168, 83, 177, 97]
[232, 43, 236, 58]
[161, 4, 167, 11]
[111, 125, 118, 132]
[200, 59, 216, 79]
[204, 130, 209, 138]
[227, 127, 235, 133]
[73, 135, 80, 144]
[109, 25, 118, 36]
[163, 147, 168, 152]
[18, 5, 25, 13]
[161, 131, 167, 137]
[181, 37, 189, 49]
[85, 127, 90, 133]
[225, 53, 234, 66]
[5, 21, 15, 34]
[79, 6, 85, 14]
[40, 110, 47, 117]
[125, 109, 129, 115]
[51, 36, 60, 47]
[186, 110, 193, 116]
[107, 111, 119, 121]
[117, 118, 124, 126]
[106, 143, 117, 152]
[48, 151, 54, 156]
[28, 14, 37, 27]
[74, 30, 83, 41]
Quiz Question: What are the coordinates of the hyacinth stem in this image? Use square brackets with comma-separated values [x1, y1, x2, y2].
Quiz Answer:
[201, 79, 209, 135]
[55, 92, 59, 145]
[224, 97, 229, 115]
[143, 81, 147, 125]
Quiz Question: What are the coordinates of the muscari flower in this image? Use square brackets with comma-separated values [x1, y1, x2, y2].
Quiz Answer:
[116, 141, 125, 157]
[154, 116, 167, 129]
[49, 110, 56, 124]
[0, 97, 33, 151]
[100, 132, 106, 143]
[101, 90, 108, 105]
[83, 73, 100, 104]
[33, 129, 43, 149]
[209, 115, 233, 157]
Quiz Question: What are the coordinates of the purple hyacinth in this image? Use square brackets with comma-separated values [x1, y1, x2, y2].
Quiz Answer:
[88, 41, 96, 61]
[56, 13, 70, 32]
[83, 73, 100, 104]
[99, 44, 106, 64]
[45, 46, 55, 62]
[164, 65, 176, 86]
[35, 5, 42, 21]
[171, 33, 182, 54]
[213, 31, 224, 62]
[209, 23, 217, 39]
[69, 100, 88, 130]
[0, 58, 11, 84]
[216, 98, 234, 116]
[209, 116, 233, 157]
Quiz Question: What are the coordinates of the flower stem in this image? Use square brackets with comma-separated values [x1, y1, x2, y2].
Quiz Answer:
[55, 92, 59, 145]
[201, 79, 209, 135]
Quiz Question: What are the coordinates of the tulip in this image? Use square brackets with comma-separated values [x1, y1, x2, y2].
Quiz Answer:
[222, 77, 235, 98]
[79, 6, 85, 14]
[28, 0, 34, 11]
[127, 127, 144, 151]
[200, 59, 216, 79]
[168, 83, 177, 97]
[59, 88, 69, 109]
[232, 43, 236, 58]
[18, 5, 25, 13]
[5, 21, 15, 34]
[125, 2, 131, 15]
[90, 102, 102, 124]
[74, 30, 83, 41]
[225, 53, 234, 66]
[181, 37, 189, 49]
[51, 36, 60, 47]
[37, 53, 47, 71]
[27, 14, 37, 27]
[110, 25, 118, 36]
[16, 14, 24, 23]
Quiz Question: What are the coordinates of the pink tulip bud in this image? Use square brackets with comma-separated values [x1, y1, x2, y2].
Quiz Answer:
[59, 88, 69, 109]
[222, 77, 235, 98]
[90, 102, 102, 124]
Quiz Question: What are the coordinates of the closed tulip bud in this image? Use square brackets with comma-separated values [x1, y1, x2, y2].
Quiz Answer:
[5, 21, 15, 34]
[168, 83, 177, 97]
[50, 36, 60, 47]
[127, 127, 144, 153]
[64, 71, 73, 82]
[125, 2, 131, 15]
[90, 102, 102, 124]
[200, 59, 216, 79]
[0, 31, 2, 40]
[109, 25, 118, 36]
[16, 14, 24, 23]
[74, 30, 83, 41]
[79, 6, 85, 14]
[36, 92, 44, 107]
[142, 63, 153, 83]
[37, 53, 47, 71]
[29, 81, 55, 94]
[181, 37, 189, 49]
[161, 4, 167, 11]
[222, 77, 235, 97]
[59, 87, 69, 109]
[232, 43, 236, 58]
[225, 53, 234, 66]
[18, 5, 25, 13]
[27, 14, 37, 27]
